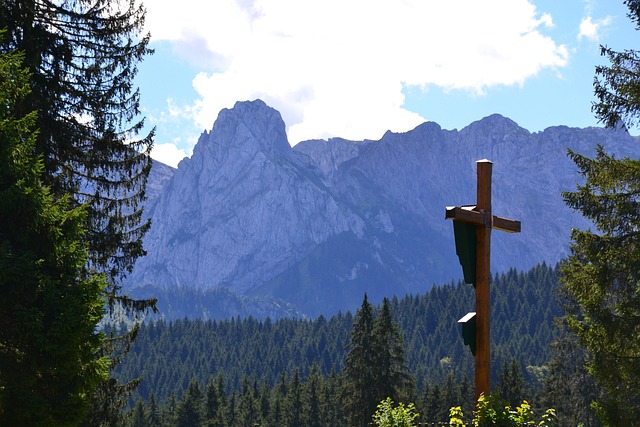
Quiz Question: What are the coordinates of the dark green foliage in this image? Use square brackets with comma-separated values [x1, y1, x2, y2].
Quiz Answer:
[148, 392, 162, 427]
[1, 0, 158, 423]
[130, 399, 148, 427]
[284, 370, 303, 427]
[175, 379, 204, 427]
[115, 263, 561, 409]
[592, 0, 640, 130]
[341, 295, 414, 426]
[0, 0, 154, 285]
[561, 150, 640, 422]
[304, 364, 321, 427]
[371, 298, 414, 403]
[562, 3, 640, 415]
[111, 262, 565, 426]
[0, 45, 109, 425]
[540, 321, 600, 427]
[342, 294, 378, 427]
[494, 359, 527, 408]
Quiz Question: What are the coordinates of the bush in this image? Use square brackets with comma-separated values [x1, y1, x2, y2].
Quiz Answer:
[449, 394, 556, 426]
[372, 397, 419, 427]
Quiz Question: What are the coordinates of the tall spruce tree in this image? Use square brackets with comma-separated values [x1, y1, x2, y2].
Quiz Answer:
[304, 363, 322, 427]
[343, 294, 413, 427]
[0, 0, 154, 289]
[494, 359, 527, 409]
[561, 1, 640, 423]
[0, 45, 109, 425]
[343, 294, 377, 427]
[0, 0, 157, 423]
[541, 321, 600, 427]
[372, 297, 414, 404]
[175, 379, 204, 427]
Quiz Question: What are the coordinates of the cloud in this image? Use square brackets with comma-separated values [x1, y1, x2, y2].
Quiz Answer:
[143, 0, 568, 145]
[578, 16, 612, 42]
[151, 142, 189, 168]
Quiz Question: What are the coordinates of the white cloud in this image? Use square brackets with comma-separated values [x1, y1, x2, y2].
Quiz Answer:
[151, 142, 189, 168]
[578, 16, 612, 42]
[143, 0, 568, 145]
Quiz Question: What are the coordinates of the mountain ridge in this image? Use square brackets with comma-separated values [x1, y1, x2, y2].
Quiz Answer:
[130, 99, 637, 318]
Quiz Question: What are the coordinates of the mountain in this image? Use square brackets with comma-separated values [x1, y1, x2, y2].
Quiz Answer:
[129, 99, 637, 318]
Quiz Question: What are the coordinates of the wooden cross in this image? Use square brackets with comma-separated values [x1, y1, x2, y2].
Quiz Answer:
[445, 159, 521, 401]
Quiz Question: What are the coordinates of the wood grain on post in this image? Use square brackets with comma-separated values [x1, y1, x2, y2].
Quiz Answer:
[475, 160, 492, 401]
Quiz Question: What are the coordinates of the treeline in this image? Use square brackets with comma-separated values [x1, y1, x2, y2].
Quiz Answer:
[125, 365, 480, 426]
[126, 359, 551, 426]
[115, 263, 560, 405]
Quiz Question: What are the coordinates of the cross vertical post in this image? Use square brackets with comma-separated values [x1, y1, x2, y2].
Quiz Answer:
[445, 159, 521, 403]
[475, 160, 492, 401]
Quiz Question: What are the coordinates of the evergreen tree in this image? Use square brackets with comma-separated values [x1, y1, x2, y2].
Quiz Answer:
[0, 0, 154, 285]
[204, 375, 222, 427]
[284, 370, 303, 427]
[237, 376, 260, 427]
[226, 392, 237, 427]
[343, 294, 377, 427]
[541, 321, 601, 427]
[494, 359, 527, 408]
[371, 297, 414, 403]
[148, 392, 162, 427]
[0, 44, 109, 426]
[1, 0, 157, 423]
[441, 373, 461, 418]
[321, 369, 343, 427]
[423, 383, 445, 423]
[163, 392, 178, 427]
[561, 3, 640, 422]
[304, 363, 322, 427]
[259, 378, 271, 423]
[130, 399, 148, 427]
[175, 379, 203, 427]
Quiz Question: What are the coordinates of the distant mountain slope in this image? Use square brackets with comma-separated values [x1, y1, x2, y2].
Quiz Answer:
[129, 100, 637, 317]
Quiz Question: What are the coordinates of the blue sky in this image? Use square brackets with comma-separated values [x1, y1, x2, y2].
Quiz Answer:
[135, 0, 638, 167]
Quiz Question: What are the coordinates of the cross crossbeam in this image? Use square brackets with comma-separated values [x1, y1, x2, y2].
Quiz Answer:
[445, 206, 521, 233]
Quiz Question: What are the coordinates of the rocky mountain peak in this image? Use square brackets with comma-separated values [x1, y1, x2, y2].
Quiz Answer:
[207, 99, 290, 156]
[462, 114, 527, 138]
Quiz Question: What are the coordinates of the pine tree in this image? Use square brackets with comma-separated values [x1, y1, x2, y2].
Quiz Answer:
[494, 359, 527, 408]
[541, 320, 601, 427]
[0, 43, 109, 426]
[130, 399, 148, 427]
[1, 1, 158, 422]
[204, 375, 221, 427]
[0, 0, 154, 295]
[321, 369, 343, 427]
[371, 297, 414, 404]
[176, 379, 204, 427]
[237, 376, 260, 427]
[163, 392, 178, 426]
[284, 370, 303, 427]
[148, 392, 162, 427]
[342, 294, 377, 427]
[559, 1, 640, 424]
[561, 3, 640, 422]
[304, 363, 322, 427]
[259, 378, 271, 423]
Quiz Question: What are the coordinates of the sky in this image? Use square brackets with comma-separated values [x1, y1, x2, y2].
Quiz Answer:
[135, 0, 639, 168]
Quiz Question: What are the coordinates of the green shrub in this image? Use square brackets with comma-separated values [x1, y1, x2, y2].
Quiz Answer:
[450, 394, 556, 426]
[372, 397, 419, 427]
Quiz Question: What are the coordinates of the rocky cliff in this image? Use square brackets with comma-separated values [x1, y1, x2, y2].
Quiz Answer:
[131, 100, 637, 318]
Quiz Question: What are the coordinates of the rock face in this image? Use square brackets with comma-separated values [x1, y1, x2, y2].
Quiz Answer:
[131, 100, 637, 318]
